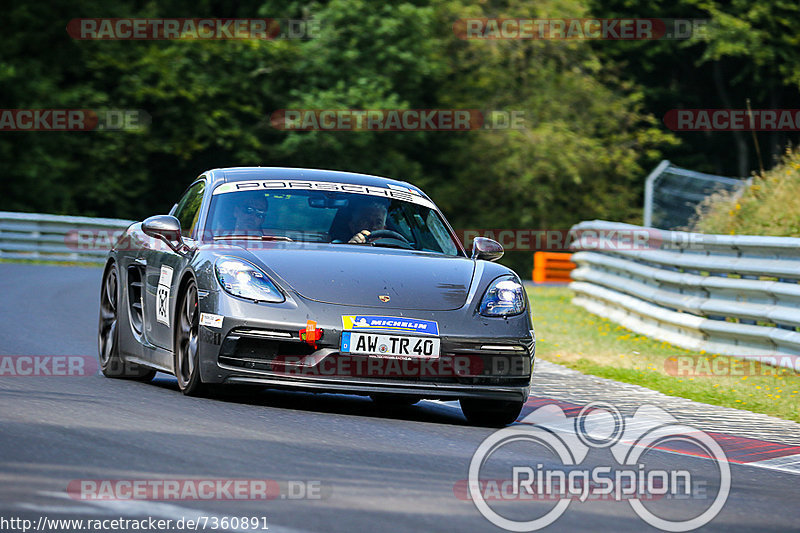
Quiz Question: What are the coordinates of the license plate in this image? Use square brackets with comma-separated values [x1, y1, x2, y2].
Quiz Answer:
[341, 332, 440, 358]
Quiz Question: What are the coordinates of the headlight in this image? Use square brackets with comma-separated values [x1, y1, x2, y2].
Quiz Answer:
[215, 257, 284, 303]
[479, 276, 525, 317]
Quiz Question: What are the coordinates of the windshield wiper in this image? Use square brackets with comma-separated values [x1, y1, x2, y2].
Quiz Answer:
[368, 241, 414, 250]
[213, 235, 294, 242]
[330, 240, 415, 250]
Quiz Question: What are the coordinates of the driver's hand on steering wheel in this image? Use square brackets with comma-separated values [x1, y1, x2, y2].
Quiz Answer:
[348, 230, 371, 244]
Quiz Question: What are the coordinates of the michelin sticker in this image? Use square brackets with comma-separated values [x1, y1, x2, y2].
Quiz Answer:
[341, 316, 439, 336]
[156, 265, 173, 326]
[200, 313, 223, 329]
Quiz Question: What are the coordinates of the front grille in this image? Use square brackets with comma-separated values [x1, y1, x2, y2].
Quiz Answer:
[218, 328, 317, 370]
[218, 329, 532, 387]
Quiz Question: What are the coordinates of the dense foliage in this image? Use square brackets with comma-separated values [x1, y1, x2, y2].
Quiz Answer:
[2, 0, 798, 271]
[691, 147, 800, 236]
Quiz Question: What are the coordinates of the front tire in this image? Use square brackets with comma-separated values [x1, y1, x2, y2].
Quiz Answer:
[98, 263, 156, 381]
[174, 278, 206, 396]
[460, 398, 524, 427]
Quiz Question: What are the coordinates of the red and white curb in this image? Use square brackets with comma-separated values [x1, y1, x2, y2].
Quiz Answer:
[428, 395, 800, 476]
[518, 396, 800, 476]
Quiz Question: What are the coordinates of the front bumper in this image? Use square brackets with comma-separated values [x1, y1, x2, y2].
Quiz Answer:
[197, 289, 535, 402]
[224, 373, 530, 402]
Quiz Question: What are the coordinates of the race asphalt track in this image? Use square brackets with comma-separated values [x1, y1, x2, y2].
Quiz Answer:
[0, 263, 798, 532]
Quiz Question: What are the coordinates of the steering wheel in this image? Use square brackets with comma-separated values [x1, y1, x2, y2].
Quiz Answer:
[366, 229, 410, 243]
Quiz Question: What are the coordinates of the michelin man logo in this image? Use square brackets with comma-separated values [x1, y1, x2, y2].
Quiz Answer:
[468, 402, 730, 532]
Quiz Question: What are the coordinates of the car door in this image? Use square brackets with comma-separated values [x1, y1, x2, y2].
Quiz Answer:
[142, 178, 206, 351]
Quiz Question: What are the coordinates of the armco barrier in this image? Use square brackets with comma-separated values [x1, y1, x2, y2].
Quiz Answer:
[0, 211, 133, 263]
[568, 220, 800, 365]
[532, 251, 575, 283]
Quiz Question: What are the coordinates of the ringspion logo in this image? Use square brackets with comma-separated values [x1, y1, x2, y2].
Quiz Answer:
[467, 402, 730, 531]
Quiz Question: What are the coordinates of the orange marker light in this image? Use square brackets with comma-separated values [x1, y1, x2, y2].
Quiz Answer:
[299, 320, 323, 349]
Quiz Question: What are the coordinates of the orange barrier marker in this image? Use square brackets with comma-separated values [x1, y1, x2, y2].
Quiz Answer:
[532, 252, 575, 283]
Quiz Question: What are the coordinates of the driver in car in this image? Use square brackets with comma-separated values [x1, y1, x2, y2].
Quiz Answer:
[231, 192, 269, 234]
[348, 201, 388, 243]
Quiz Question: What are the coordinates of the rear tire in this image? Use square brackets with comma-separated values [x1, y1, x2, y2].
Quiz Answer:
[98, 263, 156, 381]
[174, 278, 206, 396]
[460, 398, 524, 427]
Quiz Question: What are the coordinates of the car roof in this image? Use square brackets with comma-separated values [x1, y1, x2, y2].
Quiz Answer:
[204, 167, 428, 198]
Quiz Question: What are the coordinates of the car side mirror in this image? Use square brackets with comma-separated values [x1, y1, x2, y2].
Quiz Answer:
[471, 237, 504, 262]
[142, 215, 188, 254]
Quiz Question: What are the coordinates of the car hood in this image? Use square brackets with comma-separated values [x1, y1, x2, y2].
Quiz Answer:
[240, 244, 475, 311]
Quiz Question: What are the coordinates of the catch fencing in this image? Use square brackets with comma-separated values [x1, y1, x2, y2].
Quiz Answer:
[643, 160, 749, 229]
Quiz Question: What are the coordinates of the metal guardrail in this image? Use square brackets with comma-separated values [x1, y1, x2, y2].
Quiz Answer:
[569, 220, 800, 365]
[0, 211, 133, 263]
[3, 211, 799, 363]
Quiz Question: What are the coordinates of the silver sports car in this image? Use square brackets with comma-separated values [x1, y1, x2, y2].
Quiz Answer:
[98, 167, 535, 426]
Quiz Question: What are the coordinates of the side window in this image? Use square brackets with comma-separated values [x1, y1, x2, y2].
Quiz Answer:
[387, 203, 414, 241]
[424, 210, 459, 255]
[173, 180, 206, 238]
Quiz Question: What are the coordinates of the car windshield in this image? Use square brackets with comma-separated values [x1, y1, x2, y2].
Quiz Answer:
[204, 182, 462, 256]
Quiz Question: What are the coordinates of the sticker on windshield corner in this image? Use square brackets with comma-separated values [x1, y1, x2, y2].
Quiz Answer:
[199, 313, 223, 329]
[341, 316, 439, 336]
[156, 265, 173, 326]
[386, 184, 420, 195]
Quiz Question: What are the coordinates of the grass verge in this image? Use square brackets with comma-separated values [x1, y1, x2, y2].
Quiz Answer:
[531, 286, 800, 423]
[0, 258, 102, 267]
